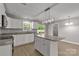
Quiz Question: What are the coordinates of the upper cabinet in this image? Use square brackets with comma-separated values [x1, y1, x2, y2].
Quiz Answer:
[0, 3, 5, 15]
[0, 3, 6, 27]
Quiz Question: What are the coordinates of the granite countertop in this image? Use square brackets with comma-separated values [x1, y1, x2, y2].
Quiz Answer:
[0, 31, 34, 35]
[0, 27, 22, 30]
[0, 35, 13, 46]
[35, 35, 64, 41]
[0, 27, 35, 35]
[0, 35, 13, 39]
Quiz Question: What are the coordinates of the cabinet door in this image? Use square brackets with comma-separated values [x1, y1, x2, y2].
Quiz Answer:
[40, 39, 50, 56]
[35, 37, 50, 56]
[14, 34, 34, 46]
[35, 37, 41, 52]
[14, 35, 25, 46]
[0, 44, 12, 56]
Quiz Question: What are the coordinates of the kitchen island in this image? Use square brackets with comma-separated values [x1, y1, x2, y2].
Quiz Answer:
[35, 35, 63, 56]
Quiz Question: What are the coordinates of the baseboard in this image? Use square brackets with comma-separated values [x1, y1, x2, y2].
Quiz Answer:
[61, 40, 79, 45]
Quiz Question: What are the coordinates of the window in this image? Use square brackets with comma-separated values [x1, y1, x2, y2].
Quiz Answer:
[23, 21, 33, 30]
[36, 23, 45, 36]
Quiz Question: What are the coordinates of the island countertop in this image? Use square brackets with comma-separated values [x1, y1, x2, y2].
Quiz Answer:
[35, 35, 64, 41]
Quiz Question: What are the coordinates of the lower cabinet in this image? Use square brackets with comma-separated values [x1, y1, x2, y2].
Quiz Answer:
[35, 36, 58, 56]
[40, 39, 50, 56]
[35, 37, 50, 56]
[14, 34, 34, 46]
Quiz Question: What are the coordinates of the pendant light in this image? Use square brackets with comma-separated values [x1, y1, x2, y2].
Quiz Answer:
[46, 8, 51, 23]
[42, 11, 46, 23]
[43, 7, 52, 23]
[65, 16, 73, 26]
[43, 10, 49, 23]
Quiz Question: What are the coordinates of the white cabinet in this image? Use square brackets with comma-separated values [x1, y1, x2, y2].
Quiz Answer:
[0, 39, 12, 56]
[0, 3, 6, 27]
[0, 44, 12, 56]
[14, 34, 34, 46]
[35, 36, 42, 52]
[35, 37, 50, 56]
[0, 3, 5, 15]
[40, 39, 50, 56]
[35, 36, 58, 56]
[14, 35, 25, 46]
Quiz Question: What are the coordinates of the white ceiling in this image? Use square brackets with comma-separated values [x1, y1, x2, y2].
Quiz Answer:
[52, 3, 79, 20]
[5, 3, 53, 18]
[5, 3, 79, 22]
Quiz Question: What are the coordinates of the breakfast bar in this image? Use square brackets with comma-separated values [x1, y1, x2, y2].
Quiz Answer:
[35, 35, 63, 56]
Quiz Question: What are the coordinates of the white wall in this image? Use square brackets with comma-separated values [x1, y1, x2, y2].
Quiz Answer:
[58, 19, 79, 44]
[47, 18, 79, 44]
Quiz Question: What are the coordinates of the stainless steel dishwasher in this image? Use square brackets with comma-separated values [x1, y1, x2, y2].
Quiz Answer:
[0, 35, 14, 56]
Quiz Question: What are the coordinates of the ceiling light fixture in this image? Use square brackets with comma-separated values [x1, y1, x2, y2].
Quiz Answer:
[65, 22, 73, 26]
[64, 16, 74, 26]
